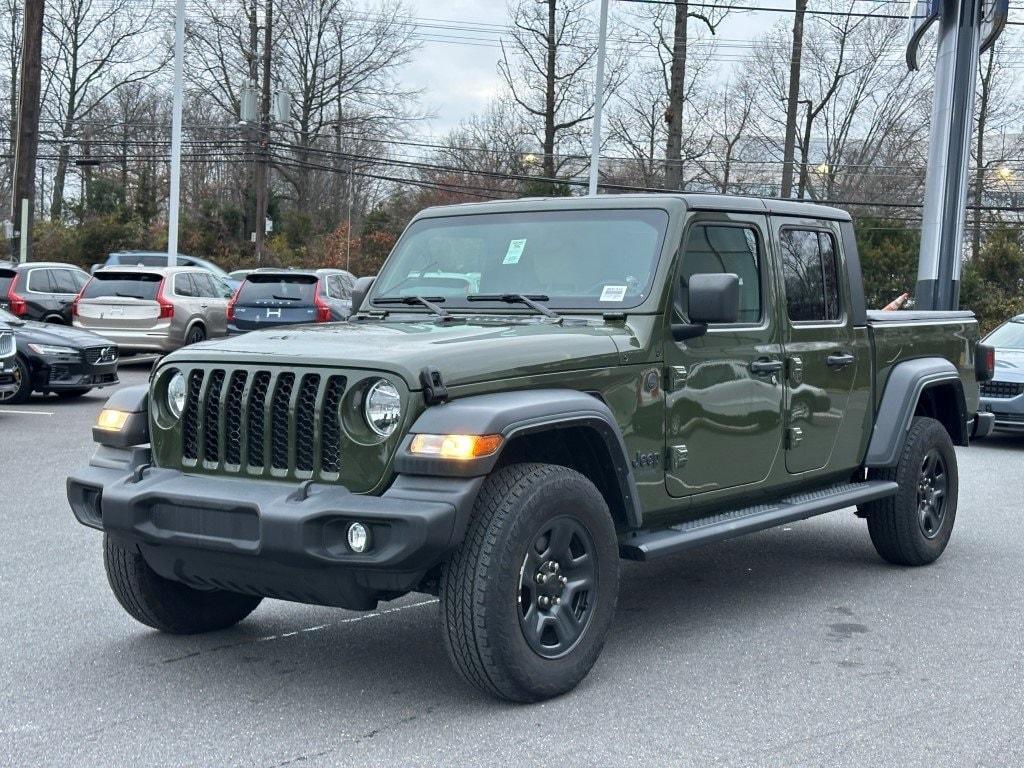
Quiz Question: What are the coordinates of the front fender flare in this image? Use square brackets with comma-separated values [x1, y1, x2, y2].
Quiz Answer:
[393, 389, 643, 529]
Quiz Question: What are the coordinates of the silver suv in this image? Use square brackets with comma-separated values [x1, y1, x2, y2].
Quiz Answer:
[73, 267, 232, 353]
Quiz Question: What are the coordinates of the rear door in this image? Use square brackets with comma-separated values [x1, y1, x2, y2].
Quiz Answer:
[76, 272, 165, 330]
[230, 274, 318, 331]
[193, 272, 229, 337]
[663, 213, 786, 500]
[773, 219, 859, 474]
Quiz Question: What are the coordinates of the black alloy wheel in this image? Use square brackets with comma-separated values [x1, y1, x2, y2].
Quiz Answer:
[517, 516, 597, 659]
[917, 449, 948, 539]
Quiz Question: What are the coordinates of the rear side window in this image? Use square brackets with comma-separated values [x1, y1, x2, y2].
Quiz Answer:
[27, 269, 54, 293]
[237, 275, 317, 304]
[82, 272, 163, 300]
[677, 224, 763, 324]
[780, 229, 841, 322]
[174, 273, 197, 297]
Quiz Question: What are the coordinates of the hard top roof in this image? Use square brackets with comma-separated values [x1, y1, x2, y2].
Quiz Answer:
[414, 193, 852, 222]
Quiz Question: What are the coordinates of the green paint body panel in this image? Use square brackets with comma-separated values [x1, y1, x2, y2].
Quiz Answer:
[148, 194, 983, 533]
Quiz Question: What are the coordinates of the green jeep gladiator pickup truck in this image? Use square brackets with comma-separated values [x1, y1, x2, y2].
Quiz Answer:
[69, 194, 995, 702]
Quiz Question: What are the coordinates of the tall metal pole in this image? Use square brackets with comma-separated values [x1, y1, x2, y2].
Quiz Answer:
[167, 0, 186, 267]
[587, 0, 610, 196]
[10, 0, 44, 263]
[915, 0, 983, 310]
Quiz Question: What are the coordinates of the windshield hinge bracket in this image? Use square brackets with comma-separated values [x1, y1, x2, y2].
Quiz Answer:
[420, 366, 449, 406]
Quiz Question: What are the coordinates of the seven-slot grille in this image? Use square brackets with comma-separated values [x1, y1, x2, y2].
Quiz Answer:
[179, 367, 348, 479]
[981, 380, 1024, 399]
[0, 332, 13, 359]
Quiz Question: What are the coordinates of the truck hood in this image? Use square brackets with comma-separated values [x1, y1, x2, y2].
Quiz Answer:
[172, 316, 650, 388]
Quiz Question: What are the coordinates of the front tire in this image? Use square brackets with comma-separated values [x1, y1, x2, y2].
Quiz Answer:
[439, 463, 619, 702]
[104, 535, 262, 634]
[0, 355, 32, 404]
[859, 416, 958, 566]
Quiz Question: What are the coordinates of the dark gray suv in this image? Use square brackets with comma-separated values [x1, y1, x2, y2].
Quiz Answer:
[0, 262, 91, 324]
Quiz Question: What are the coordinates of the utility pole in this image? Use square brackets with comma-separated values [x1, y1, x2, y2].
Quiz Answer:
[780, 0, 807, 199]
[587, 0, 609, 196]
[167, 0, 186, 266]
[907, 0, 1007, 310]
[10, 0, 44, 263]
[253, 0, 272, 264]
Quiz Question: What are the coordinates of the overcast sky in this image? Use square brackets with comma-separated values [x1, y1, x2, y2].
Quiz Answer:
[402, 0, 783, 136]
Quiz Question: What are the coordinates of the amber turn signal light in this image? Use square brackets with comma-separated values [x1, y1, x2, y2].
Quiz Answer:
[95, 409, 130, 431]
[408, 434, 503, 460]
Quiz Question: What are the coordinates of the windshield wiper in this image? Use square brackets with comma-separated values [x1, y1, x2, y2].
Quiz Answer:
[467, 293, 559, 319]
[115, 292, 146, 299]
[373, 295, 450, 318]
[271, 294, 300, 301]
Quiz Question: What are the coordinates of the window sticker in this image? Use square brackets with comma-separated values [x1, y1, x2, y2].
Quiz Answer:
[502, 239, 527, 265]
[599, 285, 628, 302]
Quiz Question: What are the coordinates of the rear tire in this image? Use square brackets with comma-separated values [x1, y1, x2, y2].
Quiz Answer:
[859, 417, 958, 566]
[104, 535, 262, 634]
[185, 324, 207, 346]
[439, 463, 619, 702]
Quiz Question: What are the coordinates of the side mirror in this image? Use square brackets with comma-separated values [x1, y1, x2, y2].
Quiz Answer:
[688, 273, 740, 324]
[350, 276, 375, 315]
[671, 273, 740, 342]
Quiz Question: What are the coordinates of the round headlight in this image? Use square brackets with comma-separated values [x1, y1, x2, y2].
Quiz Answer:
[364, 379, 401, 437]
[166, 370, 186, 420]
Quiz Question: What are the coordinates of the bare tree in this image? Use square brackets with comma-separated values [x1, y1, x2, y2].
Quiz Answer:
[0, 0, 21, 212]
[695, 76, 757, 194]
[41, 0, 167, 218]
[498, 0, 610, 182]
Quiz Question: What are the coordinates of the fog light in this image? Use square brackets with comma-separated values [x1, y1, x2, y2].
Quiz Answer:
[347, 522, 370, 553]
[96, 409, 130, 431]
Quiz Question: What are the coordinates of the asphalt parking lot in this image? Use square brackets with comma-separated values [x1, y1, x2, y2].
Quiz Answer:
[2, 364, 1023, 767]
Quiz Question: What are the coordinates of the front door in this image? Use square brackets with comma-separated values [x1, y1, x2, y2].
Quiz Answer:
[774, 221, 858, 474]
[664, 214, 785, 499]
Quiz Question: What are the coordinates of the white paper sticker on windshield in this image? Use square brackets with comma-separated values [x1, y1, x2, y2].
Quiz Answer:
[502, 239, 527, 265]
[600, 285, 628, 302]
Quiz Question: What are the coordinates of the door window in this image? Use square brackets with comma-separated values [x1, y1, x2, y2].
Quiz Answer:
[676, 224, 762, 324]
[780, 229, 841, 322]
[51, 268, 88, 294]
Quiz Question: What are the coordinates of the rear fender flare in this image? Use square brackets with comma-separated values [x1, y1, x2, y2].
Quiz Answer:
[392, 389, 643, 536]
[865, 358, 967, 468]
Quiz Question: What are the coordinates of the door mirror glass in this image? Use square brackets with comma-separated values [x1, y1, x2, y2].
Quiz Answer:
[687, 273, 740, 325]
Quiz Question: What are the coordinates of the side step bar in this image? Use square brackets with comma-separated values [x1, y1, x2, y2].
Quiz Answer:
[619, 480, 898, 561]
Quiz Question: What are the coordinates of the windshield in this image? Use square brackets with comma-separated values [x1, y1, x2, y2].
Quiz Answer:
[370, 208, 669, 311]
[985, 320, 1024, 349]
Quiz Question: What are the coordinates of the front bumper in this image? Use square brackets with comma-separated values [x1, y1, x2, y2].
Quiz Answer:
[980, 392, 1024, 433]
[0, 358, 15, 396]
[36, 362, 119, 391]
[68, 447, 482, 610]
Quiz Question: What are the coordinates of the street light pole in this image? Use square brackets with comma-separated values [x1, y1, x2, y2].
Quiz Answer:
[587, 0, 610, 196]
[167, 0, 186, 267]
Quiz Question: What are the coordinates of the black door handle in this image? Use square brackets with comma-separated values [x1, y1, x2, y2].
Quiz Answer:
[750, 359, 784, 375]
[827, 352, 856, 368]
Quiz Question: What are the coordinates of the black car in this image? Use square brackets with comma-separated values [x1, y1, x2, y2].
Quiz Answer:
[227, 269, 355, 333]
[0, 261, 91, 324]
[0, 307, 119, 403]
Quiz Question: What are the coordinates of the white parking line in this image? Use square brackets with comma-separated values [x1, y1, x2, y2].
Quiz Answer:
[0, 408, 54, 416]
